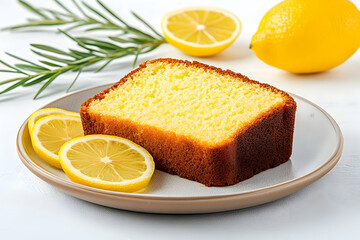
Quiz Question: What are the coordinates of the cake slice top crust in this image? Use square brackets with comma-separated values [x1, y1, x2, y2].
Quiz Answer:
[85, 59, 293, 146]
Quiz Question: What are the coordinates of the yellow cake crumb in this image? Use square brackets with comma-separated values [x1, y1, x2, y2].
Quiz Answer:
[87, 61, 285, 146]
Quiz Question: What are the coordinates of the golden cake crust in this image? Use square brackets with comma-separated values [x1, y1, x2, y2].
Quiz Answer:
[80, 58, 296, 186]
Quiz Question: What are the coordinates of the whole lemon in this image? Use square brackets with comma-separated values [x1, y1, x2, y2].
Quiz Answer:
[251, 0, 360, 73]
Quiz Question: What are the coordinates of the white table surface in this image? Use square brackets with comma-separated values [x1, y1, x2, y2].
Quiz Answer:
[1, 0, 359, 239]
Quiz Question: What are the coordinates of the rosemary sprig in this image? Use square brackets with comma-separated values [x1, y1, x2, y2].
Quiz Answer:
[5, 0, 163, 37]
[0, 0, 166, 99]
[0, 30, 165, 99]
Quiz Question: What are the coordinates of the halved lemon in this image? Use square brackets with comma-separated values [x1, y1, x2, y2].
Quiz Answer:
[28, 108, 79, 131]
[161, 7, 241, 57]
[30, 114, 83, 168]
[59, 135, 155, 192]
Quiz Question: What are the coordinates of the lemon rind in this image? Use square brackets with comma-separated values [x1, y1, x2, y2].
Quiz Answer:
[28, 108, 79, 131]
[30, 114, 82, 169]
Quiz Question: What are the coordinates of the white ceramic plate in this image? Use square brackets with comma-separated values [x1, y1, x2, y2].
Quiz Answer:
[17, 84, 343, 214]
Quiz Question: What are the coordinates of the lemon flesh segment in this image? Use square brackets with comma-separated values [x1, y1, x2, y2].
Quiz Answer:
[59, 135, 155, 193]
[31, 114, 83, 168]
[162, 7, 241, 57]
[28, 108, 79, 131]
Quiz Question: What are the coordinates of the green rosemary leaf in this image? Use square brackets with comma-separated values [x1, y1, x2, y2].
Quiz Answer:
[47, 10, 62, 21]
[69, 49, 92, 58]
[33, 69, 68, 99]
[95, 58, 113, 73]
[142, 44, 161, 54]
[122, 46, 139, 52]
[108, 50, 131, 60]
[0, 75, 36, 94]
[62, 22, 94, 32]
[76, 37, 121, 50]
[15, 63, 47, 73]
[108, 36, 128, 43]
[133, 48, 141, 67]
[126, 26, 157, 41]
[0, 69, 18, 73]
[19, 0, 50, 20]
[0, 77, 24, 86]
[84, 25, 120, 31]
[59, 29, 99, 53]
[96, 0, 129, 26]
[31, 49, 73, 64]
[39, 60, 63, 67]
[81, 1, 117, 26]
[110, 36, 149, 44]
[23, 73, 53, 87]
[70, 56, 98, 65]
[54, 0, 77, 17]
[31, 44, 77, 58]
[131, 11, 163, 39]
[4, 20, 70, 30]
[0, 60, 29, 75]
[129, 37, 152, 44]
[6, 52, 49, 70]
[66, 68, 82, 92]
[41, 9, 74, 19]
[71, 1, 98, 23]
[71, 0, 91, 19]
[70, 66, 81, 72]
[27, 18, 40, 22]
[112, 36, 159, 44]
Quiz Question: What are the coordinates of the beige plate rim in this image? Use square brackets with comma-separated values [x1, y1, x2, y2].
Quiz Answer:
[16, 84, 343, 212]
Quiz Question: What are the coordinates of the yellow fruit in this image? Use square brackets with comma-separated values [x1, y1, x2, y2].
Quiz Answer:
[251, 0, 360, 73]
[161, 7, 241, 57]
[28, 108, 79, 131]
[30, 114, 83, 168]
[58, 135, 155, 192]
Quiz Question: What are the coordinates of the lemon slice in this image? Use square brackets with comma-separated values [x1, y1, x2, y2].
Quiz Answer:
[30, 114, 83, 168]
[28, 108, 79, 131]
[58, 135, 155, 192]
[161, 7, 241, 57]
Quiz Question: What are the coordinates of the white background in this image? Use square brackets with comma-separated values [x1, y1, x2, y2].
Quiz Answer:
[1, 0, 359, 239]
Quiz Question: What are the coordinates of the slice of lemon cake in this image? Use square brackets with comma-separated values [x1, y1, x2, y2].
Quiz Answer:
[80, 58, 296, 186]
